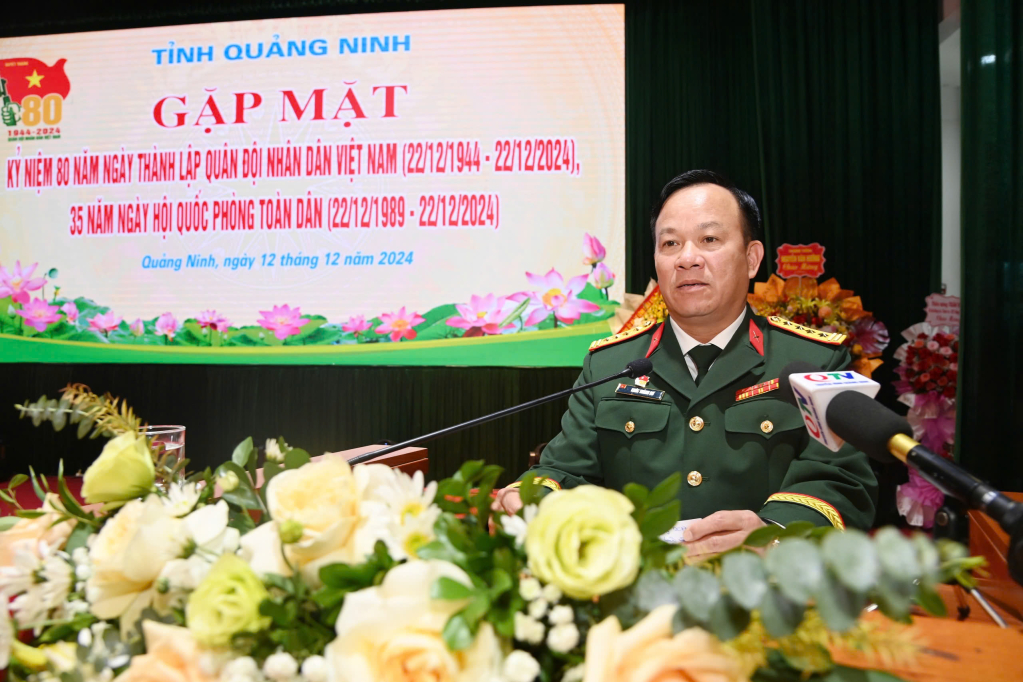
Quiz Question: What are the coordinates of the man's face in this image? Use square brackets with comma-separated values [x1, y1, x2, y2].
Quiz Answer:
[653, 184, 764, 329]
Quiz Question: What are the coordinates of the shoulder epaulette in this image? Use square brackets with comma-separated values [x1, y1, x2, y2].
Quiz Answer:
[766, 316, 847, 345]
[589, 319, 656, 353]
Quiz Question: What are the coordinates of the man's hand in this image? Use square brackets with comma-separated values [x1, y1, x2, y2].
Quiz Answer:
[682, 510, 766, 558]
[492, 487, 524, 516]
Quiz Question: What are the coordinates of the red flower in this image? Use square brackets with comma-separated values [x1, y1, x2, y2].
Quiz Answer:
[943, 386, 956, 398]
[920, 373, 931, 382]
[926, 382, 936, 391]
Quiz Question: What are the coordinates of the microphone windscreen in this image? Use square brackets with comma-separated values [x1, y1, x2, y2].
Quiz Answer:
[626, 358, 654, 378]
[825, 391, 911, 464]
[776, 361, 822, 407]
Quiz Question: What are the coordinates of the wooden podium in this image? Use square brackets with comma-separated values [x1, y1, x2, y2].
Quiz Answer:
[335, 444, 429, 477]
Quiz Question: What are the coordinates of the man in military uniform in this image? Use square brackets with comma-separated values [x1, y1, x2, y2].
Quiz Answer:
[495, 170, 877, 555]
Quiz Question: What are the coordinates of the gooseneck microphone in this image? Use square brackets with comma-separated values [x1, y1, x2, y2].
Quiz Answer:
[778, 361, 1023, 586]
[348, 358, 654, 465]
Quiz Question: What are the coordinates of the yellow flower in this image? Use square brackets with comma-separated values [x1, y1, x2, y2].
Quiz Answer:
[525, 486, 641, 600]
[116, 621, 218, 682]
[325, 560, 501, 682]
[583, 605, 746, 682]
[0, 494, 74, 567]
[81, 432, 155, 504]
[186, 553, 270, 647]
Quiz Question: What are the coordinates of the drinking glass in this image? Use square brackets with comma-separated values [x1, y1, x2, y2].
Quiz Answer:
[142, 425, 186, 462]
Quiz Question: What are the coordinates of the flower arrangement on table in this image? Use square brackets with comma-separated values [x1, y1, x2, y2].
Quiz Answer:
[0, 234, 618, 349]
[747, 275, 890, 378]
[0, 386, 982, 682]
[892, 322, 959, 528]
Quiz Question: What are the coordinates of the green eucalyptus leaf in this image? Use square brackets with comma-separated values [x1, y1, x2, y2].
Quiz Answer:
[778, 521, 817, 538]
[674, 566, 720, 622]
[874, 527, 921, 583]
[815, 571, 865, 633]
[706, 593, 751, 641]
[432, 576, 473, 601]
[518, 474, 540, 506]
[489, 569, 513, 598]
[455, 461, 485, 484]
[65, 523, 94, 554]
[623, 482, 649, 511]
[744, 525, 783, 547]
[217, 462, 261, 509]
[874, 574, 914, 622]
[231, 437, 253, 468]
[758, 587, 805, 638]
[914, 582, 947, 617]
[822, 529, 880, 593]
[7, 474, 27, 490]
[912, 533, 941, 587]
[647, 473, 682, 508]
[0, 517, 20, 532]
[721, 552, 768, 610]
[633, 570, 680, 613]
[442, 613, 474, 651]
[765, 538, 823, 603]
[77, 416, 95, 439]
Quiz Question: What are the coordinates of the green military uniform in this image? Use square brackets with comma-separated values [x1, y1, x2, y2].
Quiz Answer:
[516, 308, 877, 530]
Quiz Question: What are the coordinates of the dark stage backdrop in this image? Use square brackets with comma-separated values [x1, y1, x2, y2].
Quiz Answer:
[2, 1, 943, 512]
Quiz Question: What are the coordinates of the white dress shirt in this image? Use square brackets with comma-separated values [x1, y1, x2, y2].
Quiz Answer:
[669, 308, 748, 381]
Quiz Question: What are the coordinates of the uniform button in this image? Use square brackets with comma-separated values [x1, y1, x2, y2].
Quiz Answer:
[761, 420, 774, 434]
[689, 416, 705, 432]
[687, 471, 703, 487]
[625, 420, 635, 433]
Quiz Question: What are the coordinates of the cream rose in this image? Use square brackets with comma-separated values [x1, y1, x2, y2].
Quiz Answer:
[582, 605, 746, 682]
[525, 486, 641, 599]
[244, 458, 392, 585]
[325, 560, 502, 682]
[86, 495, 188, 634]
[0, 494, 74, 567]
[81, 432, 155, 504]
[114, 620, 217, 682]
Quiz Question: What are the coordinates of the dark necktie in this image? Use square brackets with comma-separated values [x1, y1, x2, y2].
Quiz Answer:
[688, 344, 723, 386]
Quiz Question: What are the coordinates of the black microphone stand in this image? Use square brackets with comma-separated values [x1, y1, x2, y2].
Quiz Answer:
[348, 362, 649, 465]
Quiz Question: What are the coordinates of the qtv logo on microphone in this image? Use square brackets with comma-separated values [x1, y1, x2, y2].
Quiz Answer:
[788, 371, 880, 452]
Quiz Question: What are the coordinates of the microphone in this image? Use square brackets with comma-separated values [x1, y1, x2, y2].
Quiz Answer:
[348, 358, 654, 465]
[778, 361, 1023, 586]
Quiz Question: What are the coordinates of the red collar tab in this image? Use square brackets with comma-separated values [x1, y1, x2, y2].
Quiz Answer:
[645, 322, 666, 359]
[749, 319, 765, 356]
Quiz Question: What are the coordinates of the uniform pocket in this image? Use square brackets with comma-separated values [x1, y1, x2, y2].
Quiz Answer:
[595, 398, 671, 439]
[724, 398, 803, 440]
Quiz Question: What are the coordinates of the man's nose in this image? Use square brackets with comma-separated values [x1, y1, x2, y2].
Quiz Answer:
[675, 241, 702, 269]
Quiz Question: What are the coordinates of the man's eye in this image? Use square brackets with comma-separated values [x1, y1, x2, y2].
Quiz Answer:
[703, 236, 718, 244]
[662, 240, 677, 248]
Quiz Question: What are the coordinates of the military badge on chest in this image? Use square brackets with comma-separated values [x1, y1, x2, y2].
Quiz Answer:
[614, 375, 665, 401]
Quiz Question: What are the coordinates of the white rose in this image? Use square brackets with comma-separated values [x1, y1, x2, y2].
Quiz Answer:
[563, 664, 585, 682]
[85, 496, 188, 635]
[502, 651, 540, 682]
[252, 458, 392, 585]
[265, 439, 284, 463]
[264, 651, 298, 681]
[541, 584, 562, 604]
[301, 655, 328, 682]
[325, 560, 501, 682]
[513, 613, 544, 645]
[548, 605, 574, 626]
[547, 623, 579, 653]
[220, 656, 260, 680]
[518, 577, 541, 601]
[527, 598, 548, 620]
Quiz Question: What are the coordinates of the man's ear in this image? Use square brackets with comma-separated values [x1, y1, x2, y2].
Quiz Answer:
[746, 240, 765, 278]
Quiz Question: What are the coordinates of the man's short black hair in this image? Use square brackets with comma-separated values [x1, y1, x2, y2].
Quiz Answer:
[650, 170, 761, 245]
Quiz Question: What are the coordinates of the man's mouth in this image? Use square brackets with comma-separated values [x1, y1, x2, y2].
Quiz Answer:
[677, 282, 708, 290]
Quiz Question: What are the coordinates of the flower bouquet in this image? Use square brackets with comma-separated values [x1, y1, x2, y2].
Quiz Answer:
[892, 322, 959, 528]
[0, 386, 982, 682]
[747, 275, 889, 378]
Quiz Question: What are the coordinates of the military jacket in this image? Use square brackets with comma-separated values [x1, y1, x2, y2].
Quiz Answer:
[519, 309, 878, 530]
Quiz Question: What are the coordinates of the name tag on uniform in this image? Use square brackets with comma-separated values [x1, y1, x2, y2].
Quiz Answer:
[615, 383, 665, 401]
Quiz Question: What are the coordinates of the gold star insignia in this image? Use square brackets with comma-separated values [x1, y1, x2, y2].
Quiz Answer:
[26, 70, 44, 88]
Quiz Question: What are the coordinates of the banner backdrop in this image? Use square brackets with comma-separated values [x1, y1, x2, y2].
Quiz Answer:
[0, 5, 625, 365]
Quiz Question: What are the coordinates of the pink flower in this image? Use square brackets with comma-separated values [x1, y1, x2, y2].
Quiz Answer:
[515, 268, 601, 326]
[155, 312, 179, 341]
[376, 306, 425, 342]
[15, 297, 61, 332]
[849, 317, 890, 355]
[130, 318, 145, 336]
[60, 302, 79, 323]
[197, 309, 230, 332]
[590, 262, 615, 290]
[258, 304, 306, 340]
[582, 233, 606, 266]
[926, 340, 940, 352]
[896, 468, 945, 528]
[0, 261, 46, 304]
[446, 294, 517, 337]
[342, 315, 372, 334]
[89, 311, 122, 334]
